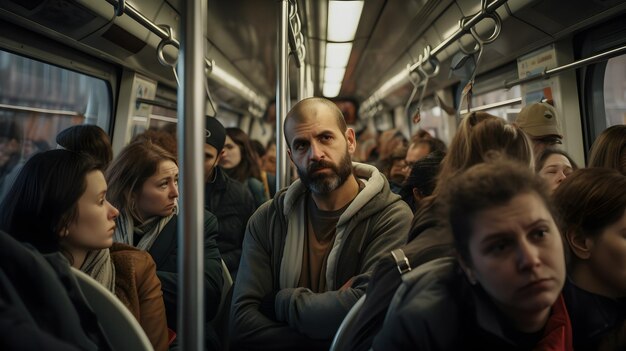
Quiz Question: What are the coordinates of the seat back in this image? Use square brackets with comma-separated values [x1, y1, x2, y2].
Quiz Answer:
[210, 259, 234, 350]
[71, 267, 153, 351]
[329, 294, 366, 351]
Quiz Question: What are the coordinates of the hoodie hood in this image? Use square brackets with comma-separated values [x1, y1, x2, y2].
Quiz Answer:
[282, 162, 401, 226]
[278, 161, 405, 289]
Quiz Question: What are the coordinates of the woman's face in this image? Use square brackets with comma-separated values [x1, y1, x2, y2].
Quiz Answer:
[538, 154, 574, 192]
[583, 208, 626, 297]
[462, 192, 566, 330]
[65, 170, 119, 250]
[136, 160, 179, 219]
[219, 135, 242, 169]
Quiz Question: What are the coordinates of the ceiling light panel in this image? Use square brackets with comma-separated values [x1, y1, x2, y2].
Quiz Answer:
[327, 1, 364, 42]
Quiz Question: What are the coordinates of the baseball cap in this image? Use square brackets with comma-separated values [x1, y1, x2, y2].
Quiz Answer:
[205, 117, 226, 152]
[515, 102, 563, 138]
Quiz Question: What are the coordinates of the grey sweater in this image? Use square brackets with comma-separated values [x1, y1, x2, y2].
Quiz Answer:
[230, 162, 411, 350]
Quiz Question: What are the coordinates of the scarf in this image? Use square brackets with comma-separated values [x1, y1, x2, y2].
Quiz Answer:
[114, 208, 177, 251]
[81, 249, 115, 293]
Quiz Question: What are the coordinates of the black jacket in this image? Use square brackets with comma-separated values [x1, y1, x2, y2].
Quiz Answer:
[148, 212, 223, 350]
[342, 198, 455, 351]
[205, 166, 255, 277]
[0, 231, 110, 350]
[563, 279, 626, 350]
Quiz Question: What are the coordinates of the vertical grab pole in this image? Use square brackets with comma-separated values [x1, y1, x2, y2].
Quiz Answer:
[298, 62, 307, 101]
[276, 0, 290, 191]
[177, 0, 205, 349]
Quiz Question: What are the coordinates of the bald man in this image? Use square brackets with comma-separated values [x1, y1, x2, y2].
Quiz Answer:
[230, 97, 411, 350]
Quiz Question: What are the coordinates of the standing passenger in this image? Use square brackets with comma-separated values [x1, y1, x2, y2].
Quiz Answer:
[553, 168, 626, 350]
[204, 117, 256, 278]
[230, 97, 411, 350]
[536, 149, 578, 193]
[220, 128, 268, 207]
[515, 102, 563, 156]
[106, 141, 223, 350]
[342, 113, 534, 351]
[588, 124, 626, 175]
[373, 160, 572, 350]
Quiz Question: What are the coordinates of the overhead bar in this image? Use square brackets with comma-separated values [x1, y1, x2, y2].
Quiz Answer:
[0, 103, 81, 116]
[504, 44, 626, 89]
[105, 0, 178, 46]
[408, 0, 508, 73]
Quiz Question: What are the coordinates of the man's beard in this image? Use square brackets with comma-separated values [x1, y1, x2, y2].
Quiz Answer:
[297, 148, 352, 194]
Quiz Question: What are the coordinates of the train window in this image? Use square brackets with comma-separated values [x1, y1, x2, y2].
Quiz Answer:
[413, 100, 445, 140]
[603, 54, 626, 126]
[0, 49, 111, 200]
[469, 86, 522, 122]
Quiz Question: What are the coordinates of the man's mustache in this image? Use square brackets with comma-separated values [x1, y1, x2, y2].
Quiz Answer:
[307, 159, 336, 173]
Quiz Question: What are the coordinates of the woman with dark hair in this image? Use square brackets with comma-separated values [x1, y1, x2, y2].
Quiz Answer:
[588, 125, 626, 175]
[106, 140, 223, 350]
[220, 127, 267, 207]
[553, 168, 626, 350]
[374, 160, 571, 350]
[536, 149, 578, 193]
[399, 150, 445, 212]
[56, 125, 113, 169]
[0, 149, 169, 351]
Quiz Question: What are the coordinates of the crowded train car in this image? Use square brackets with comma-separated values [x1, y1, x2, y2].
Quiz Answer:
[0, 0, 625, 350]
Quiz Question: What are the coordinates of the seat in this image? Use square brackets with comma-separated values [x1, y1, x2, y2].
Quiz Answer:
[329, 294, 366, 351]
[71, 267, 153, 351]
[211, 259, 234, 351]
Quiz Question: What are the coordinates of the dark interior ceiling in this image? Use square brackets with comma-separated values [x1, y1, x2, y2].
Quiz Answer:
[202, 0, 626, 114]
[2, 0, 622, 117]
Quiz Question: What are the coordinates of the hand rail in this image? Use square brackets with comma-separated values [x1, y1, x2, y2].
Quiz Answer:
[503, 44, 626, 89]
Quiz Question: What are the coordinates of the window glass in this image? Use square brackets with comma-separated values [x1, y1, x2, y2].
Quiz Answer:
[603, 54, 626, 126]
[0, 49, 111, 200]
[470, 85, 522, 122]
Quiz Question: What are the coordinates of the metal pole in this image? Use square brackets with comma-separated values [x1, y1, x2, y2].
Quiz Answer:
[276, 0, 290, 191]
[408, 0, 508, 73]
[503, 44, 626, 89]
[106, 0, 178, 46]
[177, 0, 205, 349]
[298, 63, 307, 101]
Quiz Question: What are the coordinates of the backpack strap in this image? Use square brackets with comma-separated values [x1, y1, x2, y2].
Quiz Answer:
[390, 248, 411, 275]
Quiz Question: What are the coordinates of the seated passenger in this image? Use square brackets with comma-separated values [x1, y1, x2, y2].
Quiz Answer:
[553, 168, 626, 350]
[404, 137, 446, 171]
[263, 139, 277, 176]
[204, 117, 255, 278]
[0, 150, 169, 351]
[399, 149, 445, 213]
[56, 125, 113, 169]
[229, 97, 411, 350]
[383, 146, 408, 194]
[342, 112, 535, 351]
[106, 140, 223, 350]
[515, 102, 563, 156]
[220, 127, 268, 207]
[374, 160, 571, 350]
[250, 138, 277, 199]
[588, 124, 626, 175]
[536, 149, 578, 193]
[131, 129, 178, 159]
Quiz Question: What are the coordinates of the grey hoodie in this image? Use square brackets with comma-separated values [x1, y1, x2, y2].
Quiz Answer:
[230, 162, 411, 350]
